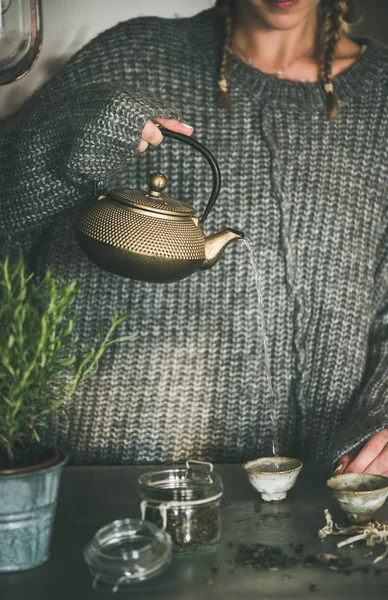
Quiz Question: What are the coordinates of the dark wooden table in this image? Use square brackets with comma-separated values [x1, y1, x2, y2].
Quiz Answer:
[1, 463, 388, 599]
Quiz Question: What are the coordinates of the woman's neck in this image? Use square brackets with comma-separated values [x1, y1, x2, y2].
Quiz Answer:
[233, 2, 319, 76]
[231, 2, 361, 83]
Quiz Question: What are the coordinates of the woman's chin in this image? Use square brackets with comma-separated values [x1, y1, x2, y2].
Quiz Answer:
[257, 13, 313, 32]
[242, 0, 320, 32]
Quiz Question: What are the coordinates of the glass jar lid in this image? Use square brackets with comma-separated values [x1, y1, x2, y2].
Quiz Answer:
[83, 518, 172, 592]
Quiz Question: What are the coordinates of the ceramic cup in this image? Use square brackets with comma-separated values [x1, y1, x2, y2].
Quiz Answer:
[242, 457, 303, 502]
[327, 473, 388, 523]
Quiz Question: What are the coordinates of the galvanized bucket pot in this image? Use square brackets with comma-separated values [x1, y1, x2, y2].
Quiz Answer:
[0, 452, 67, 572]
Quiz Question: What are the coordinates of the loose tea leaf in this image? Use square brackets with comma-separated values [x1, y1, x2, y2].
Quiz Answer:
[303, 553, 354, 575]
[145, 502, 220, 552]
[234, 543, 299, 570]
[317, 553, 354, 572]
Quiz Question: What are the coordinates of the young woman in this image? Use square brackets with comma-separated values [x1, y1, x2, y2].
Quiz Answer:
[1, 0, 387, 473]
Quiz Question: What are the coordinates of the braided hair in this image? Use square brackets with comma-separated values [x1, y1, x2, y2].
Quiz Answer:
[217, 0, 234, 109]
[216, 0, 352, 119]
[319, 0, 350, 118]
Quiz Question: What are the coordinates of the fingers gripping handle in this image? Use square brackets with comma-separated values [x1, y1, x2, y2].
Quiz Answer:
[157, 125, 221, 224]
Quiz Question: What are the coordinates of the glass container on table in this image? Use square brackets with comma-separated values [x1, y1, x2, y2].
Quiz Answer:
[138, 460, 224, 553]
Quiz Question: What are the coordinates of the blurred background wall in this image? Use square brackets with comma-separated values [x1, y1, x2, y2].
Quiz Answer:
[0, 0, 387, 118]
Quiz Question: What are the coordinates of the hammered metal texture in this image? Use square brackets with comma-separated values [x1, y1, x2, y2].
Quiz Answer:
[76, 200, 205, 260]
[110, 189, 195, 215]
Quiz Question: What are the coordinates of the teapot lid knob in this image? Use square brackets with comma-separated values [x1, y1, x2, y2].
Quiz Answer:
[148, 172, 168, 197]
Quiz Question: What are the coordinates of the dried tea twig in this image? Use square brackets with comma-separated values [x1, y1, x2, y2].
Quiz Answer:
[318, 509, 364, 539]
[318, 509, 388, 565]
[337, 524, 388, 564]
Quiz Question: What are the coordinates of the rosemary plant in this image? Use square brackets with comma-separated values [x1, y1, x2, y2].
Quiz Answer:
[0, 256, 135, 468]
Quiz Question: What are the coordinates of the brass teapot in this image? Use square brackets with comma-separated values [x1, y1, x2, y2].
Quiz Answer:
[74, 127, 244, 283]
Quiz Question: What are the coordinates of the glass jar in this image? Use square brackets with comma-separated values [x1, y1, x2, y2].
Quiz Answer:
[138, 460, 223, 553]
[0, 0, 43, 85]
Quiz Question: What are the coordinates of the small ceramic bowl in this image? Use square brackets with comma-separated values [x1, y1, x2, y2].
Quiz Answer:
[327, 473, 388, 523]
[242, 457, 303, 502]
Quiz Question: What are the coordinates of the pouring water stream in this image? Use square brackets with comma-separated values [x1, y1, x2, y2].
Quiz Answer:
[243, 237, 279, 457]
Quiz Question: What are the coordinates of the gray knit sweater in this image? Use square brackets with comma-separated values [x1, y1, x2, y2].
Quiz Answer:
[1, 8, 388, 466]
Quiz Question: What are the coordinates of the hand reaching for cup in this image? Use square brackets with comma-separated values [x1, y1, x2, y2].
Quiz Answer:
[336, 429, 388, 476]
[138, 118, 194, 153]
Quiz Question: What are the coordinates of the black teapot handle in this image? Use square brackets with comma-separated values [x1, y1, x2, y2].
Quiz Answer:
[158, 126, 221, 224]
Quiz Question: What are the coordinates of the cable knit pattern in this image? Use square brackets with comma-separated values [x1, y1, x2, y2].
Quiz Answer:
[1, 9, 388, 466]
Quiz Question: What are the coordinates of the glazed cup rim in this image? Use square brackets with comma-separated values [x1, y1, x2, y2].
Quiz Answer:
[242, 456, 303, 475]
[327, 473, 388, 496]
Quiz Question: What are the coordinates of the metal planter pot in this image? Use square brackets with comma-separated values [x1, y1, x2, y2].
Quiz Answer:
[0, 451, 67, 572]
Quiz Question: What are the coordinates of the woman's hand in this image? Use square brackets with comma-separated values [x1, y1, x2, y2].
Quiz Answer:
[335, 429, 388, 476]
[138, 118, 194, 153]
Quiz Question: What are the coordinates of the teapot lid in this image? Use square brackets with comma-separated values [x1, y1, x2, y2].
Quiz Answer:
[108, 173, 195, 218]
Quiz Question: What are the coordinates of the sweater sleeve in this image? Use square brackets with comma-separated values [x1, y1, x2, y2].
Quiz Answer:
[332, 226, 388, 466]
[0, 19, 178, 260]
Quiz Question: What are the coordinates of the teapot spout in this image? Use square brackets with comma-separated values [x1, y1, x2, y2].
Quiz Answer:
[201, 228, 244, 271]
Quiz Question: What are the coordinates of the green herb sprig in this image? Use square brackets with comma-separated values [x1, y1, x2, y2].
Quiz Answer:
[0, 256, 135, 467]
